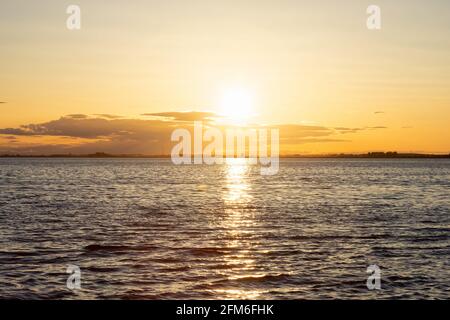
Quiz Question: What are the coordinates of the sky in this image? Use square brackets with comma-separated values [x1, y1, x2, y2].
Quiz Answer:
[1, 0, 449, 155]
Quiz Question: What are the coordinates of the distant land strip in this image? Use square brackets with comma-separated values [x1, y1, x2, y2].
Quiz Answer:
[0, 152, 449, 158]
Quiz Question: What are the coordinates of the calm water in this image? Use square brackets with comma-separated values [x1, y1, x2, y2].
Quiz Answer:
[0, 158, 449, 299]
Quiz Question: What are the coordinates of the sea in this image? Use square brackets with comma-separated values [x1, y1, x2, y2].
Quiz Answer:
[0, 158, 449, 299]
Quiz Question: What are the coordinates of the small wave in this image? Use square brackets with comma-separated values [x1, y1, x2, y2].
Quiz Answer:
[0, 250, 37, 257]
[84, 266, 121, 273]
[288, 234, 390, 241]
[216, 273, 293, 285]
[83, 244, 157, 253]
[408, 235, 449, 242]
[235, 273, 291, 282]
[186, 247, 237, 256]
[157, 266, 191, 273]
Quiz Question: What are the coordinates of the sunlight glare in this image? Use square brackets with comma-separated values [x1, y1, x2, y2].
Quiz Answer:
[218, 87, 254, 122]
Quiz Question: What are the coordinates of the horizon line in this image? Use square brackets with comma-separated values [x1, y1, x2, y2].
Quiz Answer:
[1, 152, 449, 159]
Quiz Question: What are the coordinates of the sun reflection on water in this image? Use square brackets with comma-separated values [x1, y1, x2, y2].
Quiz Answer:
[223, 158, 252, 204]
[212, 158, 267, 299]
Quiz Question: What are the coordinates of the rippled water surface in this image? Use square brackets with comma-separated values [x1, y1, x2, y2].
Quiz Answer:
[0, 158, 449, 299]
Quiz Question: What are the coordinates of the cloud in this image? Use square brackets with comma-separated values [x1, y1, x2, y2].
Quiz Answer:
[65, 114, 89, 119]
[93, 114, 124, 119]
[0, 118, 113, 138]
[280, 137, 349, 144]
[0, 102, 6, 104]
[334, 126, 387, 134]
[374, 111, 385, 114]
[334, 127, 364, 134]
[278, 124, 333, 139]
[142, 111, 219, 122]
[0, 114, 188, 154]
[0, 113, 383, 155]
[1, 136, 17, 141]
[0, 128, 30, 135]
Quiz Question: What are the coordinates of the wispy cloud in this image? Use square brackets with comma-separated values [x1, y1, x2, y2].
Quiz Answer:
[65, 114, 89, 119]
[334, 126, 387, 134]
[334, 127, 364, 134]
[142, 111, 219, 122]
[93, 114, 124, 119]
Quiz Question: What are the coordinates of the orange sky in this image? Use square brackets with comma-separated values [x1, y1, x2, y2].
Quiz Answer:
[1, 0, 449, 154]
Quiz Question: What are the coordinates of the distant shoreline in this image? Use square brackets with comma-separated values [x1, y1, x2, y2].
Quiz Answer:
[1, 152, 449, 159]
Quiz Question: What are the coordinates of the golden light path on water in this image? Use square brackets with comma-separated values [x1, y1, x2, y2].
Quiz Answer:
[212, 158, 268, 299]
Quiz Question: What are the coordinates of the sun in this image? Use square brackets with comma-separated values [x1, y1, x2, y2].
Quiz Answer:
[218, 87, 254, 122]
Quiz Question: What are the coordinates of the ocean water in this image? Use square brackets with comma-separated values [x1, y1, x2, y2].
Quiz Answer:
[0, 158, 449, 299]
